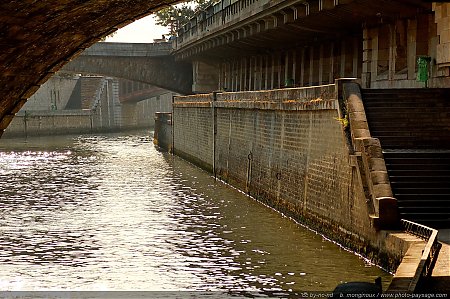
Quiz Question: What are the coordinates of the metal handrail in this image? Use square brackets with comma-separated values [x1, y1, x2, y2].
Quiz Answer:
[400, 219, 441, 280]
[91, 78, 107, 112]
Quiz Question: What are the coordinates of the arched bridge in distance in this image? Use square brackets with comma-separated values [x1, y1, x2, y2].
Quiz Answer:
[61, 42, 192, 96]
[0, 0, 181, 138]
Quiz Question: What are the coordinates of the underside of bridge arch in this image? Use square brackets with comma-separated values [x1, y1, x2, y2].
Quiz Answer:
[0, 0, 177, 137]
[62, 56, 193, 95]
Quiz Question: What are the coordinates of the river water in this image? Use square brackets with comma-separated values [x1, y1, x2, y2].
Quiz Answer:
[0, 131, 391, 295]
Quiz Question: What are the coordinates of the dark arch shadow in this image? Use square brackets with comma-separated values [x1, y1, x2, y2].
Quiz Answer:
[0, 0, 180, 137]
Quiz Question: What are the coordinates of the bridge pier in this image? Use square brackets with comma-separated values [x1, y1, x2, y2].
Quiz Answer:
[192, 61, 219, 93]
[214, 38, 360, 92]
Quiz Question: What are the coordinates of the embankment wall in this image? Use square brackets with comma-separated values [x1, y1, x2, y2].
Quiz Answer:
[173, 86, 406, 271]
[3, 110, 93, 137]
[154, 112, 173, 151]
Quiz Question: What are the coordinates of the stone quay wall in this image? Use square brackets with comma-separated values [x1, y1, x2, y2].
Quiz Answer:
[3, 110, 94, 137]
[153, 112, 173, 151]
[172, 84, 408, 271]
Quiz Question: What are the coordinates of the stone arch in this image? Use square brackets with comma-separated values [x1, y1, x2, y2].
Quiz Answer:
[0, 0, 178, 137]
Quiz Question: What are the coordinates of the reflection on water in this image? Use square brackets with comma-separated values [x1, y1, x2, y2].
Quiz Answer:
[0, 131, 391, 293]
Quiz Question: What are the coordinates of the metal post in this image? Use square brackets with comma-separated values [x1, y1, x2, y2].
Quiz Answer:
[212, 91, 217, 179]
[171, 94, 175, 155]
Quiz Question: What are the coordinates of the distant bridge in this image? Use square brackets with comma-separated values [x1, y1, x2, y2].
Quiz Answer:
[62, 42, 193, 95]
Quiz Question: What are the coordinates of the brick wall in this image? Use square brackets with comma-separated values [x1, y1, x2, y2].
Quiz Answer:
[173, 94, 214, 171]
[173, 86, 404, 270]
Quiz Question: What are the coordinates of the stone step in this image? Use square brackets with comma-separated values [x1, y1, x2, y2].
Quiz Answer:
[363, 89, 448, 94]
[393, 187, 450, 195]
[386, 163, 450, 170]
[368, 121, 450, 127]
[365, 109, 450, 117]
[369, 131, 450, 138]
[363, 97, 449, 104]
[371, 116, 450, 123]
[366, 108, 449, 115]
[398, 211, 450, 219]
[389, 175, 450, 183]
[372, 137, 450, 148]
[400, 218, 450, 228]
[391, 181, 450, 188]
[383, 154, 450, 163]
[395, 193, 450, 201]
[362, 88, 450, 228]
[366, 114, 450, 121]
[387, 169, 450, 176]
[362, 87, 449, 93]
[397, 199, 450, 208]
[362, 88, 449, 97]
[399, 212, 450, 222]
[363, 101, 450, 107]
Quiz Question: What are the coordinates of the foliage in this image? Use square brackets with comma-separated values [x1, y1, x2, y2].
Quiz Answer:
[335, 114, 349, 130]
[99, 31, 117, 42]
[155, 0, 217, 35]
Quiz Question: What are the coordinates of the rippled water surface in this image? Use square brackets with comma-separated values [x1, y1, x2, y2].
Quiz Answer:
[0, 131, 391, 293]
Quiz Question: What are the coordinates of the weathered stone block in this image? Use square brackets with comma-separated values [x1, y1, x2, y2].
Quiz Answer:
[352, 129, 371, 139]
[348, 99, 366, 113]
[368, 158, 388, 172]
[372, 183, 393, 198]
[350, 119, 369, 130]
[349, 111, 368, 123]
[370, 170, 390, 185]
[362, 138, 383, 158]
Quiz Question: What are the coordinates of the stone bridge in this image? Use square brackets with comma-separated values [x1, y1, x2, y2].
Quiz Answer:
[119, 85, 171, 103]
[62, 42, 192, 96]
[0, 0, 179, 138]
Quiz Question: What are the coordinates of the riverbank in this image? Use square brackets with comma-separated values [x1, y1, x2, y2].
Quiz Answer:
[158, 83, 446, 293]
[2, 110, 154, 139]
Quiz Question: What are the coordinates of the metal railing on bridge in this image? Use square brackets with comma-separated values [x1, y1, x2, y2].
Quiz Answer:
[175, 0, 269, 47]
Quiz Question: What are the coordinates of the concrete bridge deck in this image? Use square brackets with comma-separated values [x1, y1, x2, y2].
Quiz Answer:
[173, 0, 430, 60]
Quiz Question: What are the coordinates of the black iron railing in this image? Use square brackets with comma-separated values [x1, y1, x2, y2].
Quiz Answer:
[400, 219, 441, 288]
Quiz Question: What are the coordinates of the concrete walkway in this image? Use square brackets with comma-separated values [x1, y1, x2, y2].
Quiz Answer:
[420, 229, 450, 293]
[386, 234, 427, 293]
[438, 229, 450, 244]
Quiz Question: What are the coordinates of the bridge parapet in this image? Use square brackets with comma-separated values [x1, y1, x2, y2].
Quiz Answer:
[175, 0, 271, 48]
[81, 42, 172, 57]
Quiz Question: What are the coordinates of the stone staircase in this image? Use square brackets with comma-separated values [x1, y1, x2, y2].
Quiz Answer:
[80, 76, 104, 109]
[361, 88, 450, 228]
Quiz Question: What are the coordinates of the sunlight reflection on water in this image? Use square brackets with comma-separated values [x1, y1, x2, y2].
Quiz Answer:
[0, 131, 391, 293]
